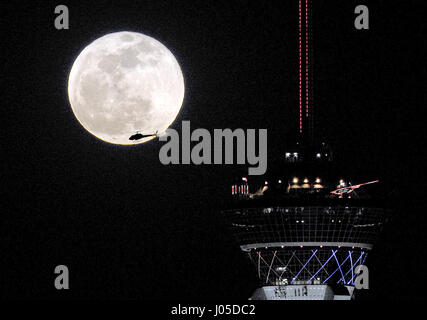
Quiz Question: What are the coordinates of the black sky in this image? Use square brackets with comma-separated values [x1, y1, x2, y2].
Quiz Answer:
[2, 0, 427, 299]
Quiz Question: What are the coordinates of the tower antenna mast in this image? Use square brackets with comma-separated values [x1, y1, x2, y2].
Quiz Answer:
[299, 0, 314, 143]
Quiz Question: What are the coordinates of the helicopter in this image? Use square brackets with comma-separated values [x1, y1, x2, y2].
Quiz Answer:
[129, 130, 159, 141]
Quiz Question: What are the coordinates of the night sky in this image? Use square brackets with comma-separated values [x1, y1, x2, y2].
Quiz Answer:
[2, 0, 427, 300]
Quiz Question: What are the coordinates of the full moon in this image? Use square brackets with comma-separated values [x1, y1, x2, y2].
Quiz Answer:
[68, 31, 185, 145]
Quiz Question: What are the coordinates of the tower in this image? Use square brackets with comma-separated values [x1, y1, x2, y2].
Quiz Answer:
[223, 0, 389, 300]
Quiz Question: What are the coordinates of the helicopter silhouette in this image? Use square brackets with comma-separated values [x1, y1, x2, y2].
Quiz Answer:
[129, 130, 158, 141]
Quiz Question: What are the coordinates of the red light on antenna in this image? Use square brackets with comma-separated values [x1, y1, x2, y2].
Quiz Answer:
[298, 0, 302, 134]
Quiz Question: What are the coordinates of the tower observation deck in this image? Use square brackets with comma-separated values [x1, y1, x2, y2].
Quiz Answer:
[224, 173, 388, 300]
[222, 0, 390, 300]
